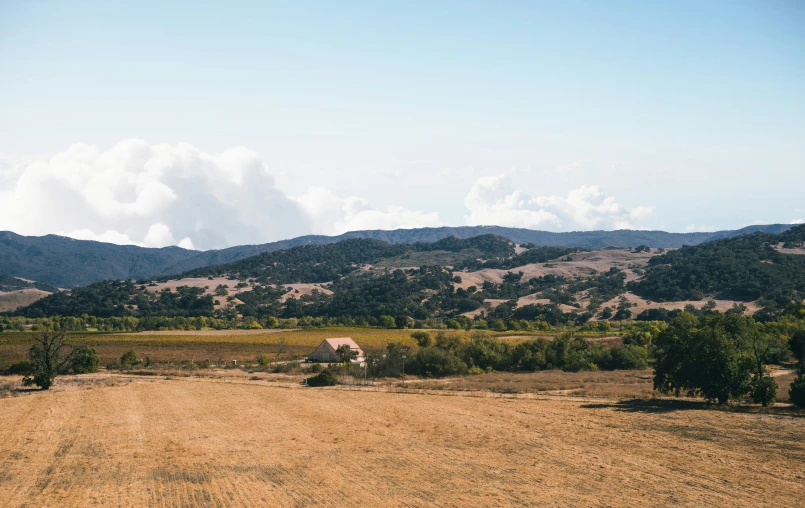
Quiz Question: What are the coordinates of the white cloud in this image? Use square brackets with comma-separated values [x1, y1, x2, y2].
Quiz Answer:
[792, 219, 804, 225]
[684, 224, 715, 232]
[0, 140, 443, 249]
[464, 174, 654, 230]
[292, 186, 444, 235]
[143, 223, 177, 248]
[60, 229, 143, 246]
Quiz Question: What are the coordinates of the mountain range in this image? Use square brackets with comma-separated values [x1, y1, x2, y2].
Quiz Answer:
[0, 224, 794, 288]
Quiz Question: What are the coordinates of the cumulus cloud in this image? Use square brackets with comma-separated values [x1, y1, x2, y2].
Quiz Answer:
[684, 224, 716, 232]
[0, 140, 443, 249]
[464, 174, 654, 230]
[792, 219, 804, 225]
[292, 187, 444, 235]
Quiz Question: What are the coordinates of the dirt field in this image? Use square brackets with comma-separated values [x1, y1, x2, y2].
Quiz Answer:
[0, 375, 802, 507]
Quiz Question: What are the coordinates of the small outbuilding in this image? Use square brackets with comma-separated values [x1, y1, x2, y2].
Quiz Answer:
[307, 337, 365, 364]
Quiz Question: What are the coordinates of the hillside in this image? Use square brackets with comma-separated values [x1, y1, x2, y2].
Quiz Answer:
[630, 225, 805, 310]
[1, 224, 793, 287]
[0, 232, 198, 288]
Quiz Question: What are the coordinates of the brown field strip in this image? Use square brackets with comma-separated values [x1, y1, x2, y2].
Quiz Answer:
[0, 376, 803, 507]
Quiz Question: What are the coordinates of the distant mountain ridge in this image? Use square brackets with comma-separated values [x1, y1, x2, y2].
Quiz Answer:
[1, 224, 793, 287]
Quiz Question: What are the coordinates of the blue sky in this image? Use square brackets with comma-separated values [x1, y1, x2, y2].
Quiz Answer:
[1, 1, 804, 248]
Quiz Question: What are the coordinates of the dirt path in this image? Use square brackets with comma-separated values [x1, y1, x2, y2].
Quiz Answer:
[0, 377, 802, 507]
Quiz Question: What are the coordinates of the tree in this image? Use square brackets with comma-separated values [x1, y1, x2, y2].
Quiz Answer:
[274, 337, 287, 363]
[789, 329, 805, 373]
[411, 331, 431, 347]
[378, 315, 396, 329]
[68, 346, 100, 374]
[653, 313, 753, 405]
[335, 344, 358, 365]
[22, 331, 77, 390]
[120, 350, 140, 368]
[747, 327, 778, 406]
[789, 375, 805, 408]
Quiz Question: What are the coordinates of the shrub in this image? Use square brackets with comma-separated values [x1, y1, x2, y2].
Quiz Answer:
[273, 361, 300, 374]
[750, 376, 776, 406]
[606, 345, 649, 370]
[414, 347, 468, 377]
[309, 363, 324, 373]
[789, 375, 805, 408]
[411, 331, 431, 347]
[6, 360, 33, 375]
[306, 369, 338, 387]
[256, 355, 271, 366]
[467, 366, 484, 375]
[120, 350, 140, 368]
[69, 346, 99, 374]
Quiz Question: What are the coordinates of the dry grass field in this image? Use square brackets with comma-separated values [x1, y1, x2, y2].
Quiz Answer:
[0, 373, 803, 507]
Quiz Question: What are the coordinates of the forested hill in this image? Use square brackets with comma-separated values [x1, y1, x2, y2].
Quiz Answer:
[1, 224, 794, 287]
[9, 226, 805, 325]
[630, 224, 805, 311]
[164, 224, 794, 274]
[0, 231, 197, 288]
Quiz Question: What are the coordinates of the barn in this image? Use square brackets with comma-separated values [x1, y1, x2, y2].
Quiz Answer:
[307, 337, 365, 364]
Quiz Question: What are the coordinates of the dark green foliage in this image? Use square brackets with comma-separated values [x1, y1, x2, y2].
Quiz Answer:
[185, 238, 409, 283]
[410, 331, 431, 347]
[5, 360, 33, 375]
[68, 346, 99, 374]
[335, 344, 358, 364]
[16, 281, 215, 319]
[789, 375, 805, 408]
[604, 344, 649, 370]
[653, 313, 761, 404]
[790, 329, 805, 372]
[630, 225, 805, 303]
[306, 369, 338, 387]
[414, 347, 468, 377]
[750, 376, 776, 407]
[636, 308, 681, 322]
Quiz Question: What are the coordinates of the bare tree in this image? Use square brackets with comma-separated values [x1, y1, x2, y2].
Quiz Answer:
[23, 331, 77, 390]
[274, 337, 287, 364]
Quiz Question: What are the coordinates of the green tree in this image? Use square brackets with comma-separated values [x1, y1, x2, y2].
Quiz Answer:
[68, 346, 100, 374]
[789, 329, 805, 373]
[746, 327, 778, 406]
[120, 350, 140, 368]
[335, 344, 358, 365]
[378, 315, 396, 329]
[653, 313, 753, 405]
[411, 331, 432, 347]
[789, 375, 805, 408]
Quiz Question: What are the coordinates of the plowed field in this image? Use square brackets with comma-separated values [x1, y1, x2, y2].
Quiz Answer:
[0, 376, 802, 507]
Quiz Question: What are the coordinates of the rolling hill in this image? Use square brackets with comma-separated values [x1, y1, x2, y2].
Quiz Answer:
[0, 224, 794, 287]
[10, 225, 805, 325]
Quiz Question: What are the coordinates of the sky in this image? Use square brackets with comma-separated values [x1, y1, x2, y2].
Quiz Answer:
[1, 0, 803, 250]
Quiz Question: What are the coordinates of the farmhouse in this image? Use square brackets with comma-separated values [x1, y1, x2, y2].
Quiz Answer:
[308, 337, 365, 363]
